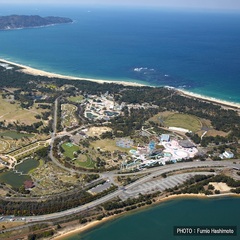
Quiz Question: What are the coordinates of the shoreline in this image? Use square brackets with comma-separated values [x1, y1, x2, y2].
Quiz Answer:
[176, 88, 240, 110]
[52, 193, 238, 240]
[0, 58, 145, 87]
[0, 58, 240, 109]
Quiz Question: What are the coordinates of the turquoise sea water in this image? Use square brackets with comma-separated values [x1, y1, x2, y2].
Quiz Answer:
[67, 197, 240, 240]
[0, 6, 239, 239]
[0, 6, 240, 103]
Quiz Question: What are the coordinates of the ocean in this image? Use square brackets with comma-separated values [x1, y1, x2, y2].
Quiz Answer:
[0, 6, 239, 239]
[67, 197, 240, 240]
[0, 5, 240, 102]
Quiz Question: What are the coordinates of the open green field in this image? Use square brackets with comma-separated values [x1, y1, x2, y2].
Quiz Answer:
[0, 95, 47, 125]
[62, 142, 79, 159]
[68, 95, 84, 103]
[164, 113, 202, 132]
[147, 111, 174, 124]
[74, 155, 96, 169]
[91, 139, 132, 153]
[0, 131, 34, 139]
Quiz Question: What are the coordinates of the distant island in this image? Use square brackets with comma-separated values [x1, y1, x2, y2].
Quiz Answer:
[0, 15, 73, 30]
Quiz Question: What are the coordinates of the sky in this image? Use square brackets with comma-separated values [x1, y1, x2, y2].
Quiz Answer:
[2, 0, 240, 11]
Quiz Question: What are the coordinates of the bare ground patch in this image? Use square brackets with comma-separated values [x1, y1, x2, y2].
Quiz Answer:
[205, 130, 229, 137]
[87, 127, 112, 137]
[209, 182, 232, 192]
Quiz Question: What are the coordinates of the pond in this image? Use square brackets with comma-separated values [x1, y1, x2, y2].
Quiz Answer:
[0, 158, 39, 188]
[15, 158, 39, 174]
[104, 111, 119, 117]
[0, 171, 30, 188]
[86, 112, 97, 119]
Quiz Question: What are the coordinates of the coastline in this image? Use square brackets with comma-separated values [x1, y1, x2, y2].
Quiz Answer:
[0, 58, 240, 109]
[0, 58, 145, 87]
[52, 193, 238, 240]
[177, 89, 240, 110]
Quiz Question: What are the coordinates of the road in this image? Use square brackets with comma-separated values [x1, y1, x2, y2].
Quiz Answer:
[6, 159, 238, 223]
[6, 96, 238, 223]
[48, 97, 100, 175]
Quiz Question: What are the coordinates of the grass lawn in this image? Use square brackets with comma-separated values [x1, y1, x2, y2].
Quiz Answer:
[147, 111, 174, 124]
[0, 222, 25, 231]
[61, 142, 79, 159]
[164, 113, 202, 132]
[0, 95, 48, 125]
[0, 131, 34, 140]
[68, 95, 84, 103]
[205, 129, 228, 137]
[0, 95, 20, 116]
[75, 155, 96, 169]
[91, 139, 131, 153]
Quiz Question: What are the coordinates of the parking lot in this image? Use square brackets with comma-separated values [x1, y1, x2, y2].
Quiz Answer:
[119, 172, 215, 200]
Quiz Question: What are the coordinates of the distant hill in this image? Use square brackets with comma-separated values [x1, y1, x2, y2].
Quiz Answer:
[0, 15, 73, 30]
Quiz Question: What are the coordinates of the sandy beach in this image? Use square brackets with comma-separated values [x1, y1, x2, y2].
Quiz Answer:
[1, 58, 240, 110]
[52, 193, 238, 240]
[0, 58, 145, 87]
[177, 89, 240, 110]
[53, 215, 120, 240]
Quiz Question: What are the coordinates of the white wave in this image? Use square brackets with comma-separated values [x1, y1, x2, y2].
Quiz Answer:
[133, 67, 148, 72]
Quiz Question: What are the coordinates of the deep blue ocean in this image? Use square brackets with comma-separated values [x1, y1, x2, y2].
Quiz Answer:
[0, 5, 240, 102]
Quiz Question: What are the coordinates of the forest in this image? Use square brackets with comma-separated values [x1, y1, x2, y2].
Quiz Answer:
[1, 63, 240, 143]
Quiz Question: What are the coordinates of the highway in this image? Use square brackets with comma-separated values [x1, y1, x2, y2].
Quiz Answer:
[6, 97, 238, 223]
[6, 159, 238, 223]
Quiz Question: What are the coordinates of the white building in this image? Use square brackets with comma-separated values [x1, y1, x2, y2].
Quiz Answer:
[220, 151, 234, 159]
[160, 134, 170, 142]
[169, 127, 191, 133]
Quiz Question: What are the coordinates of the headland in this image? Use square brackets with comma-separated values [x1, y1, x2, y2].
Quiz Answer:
[0, 15, 73, 30]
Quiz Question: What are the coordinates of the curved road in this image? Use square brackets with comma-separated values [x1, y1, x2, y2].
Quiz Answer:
[16, 97, 238, 223]
[48, 97, 101, 175]
[13, 159, 238, 223]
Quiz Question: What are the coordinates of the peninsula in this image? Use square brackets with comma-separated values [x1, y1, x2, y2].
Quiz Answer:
[0, 15, 73, 30]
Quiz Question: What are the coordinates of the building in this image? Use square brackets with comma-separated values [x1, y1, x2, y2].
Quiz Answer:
[179, 140, 195, 148]
[24, 180, 35, 190]
[220, 151, 234, 159]
[137, 145, 148, 155]
[160, 134, 170, 142]
[169, 127, 191, 133]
